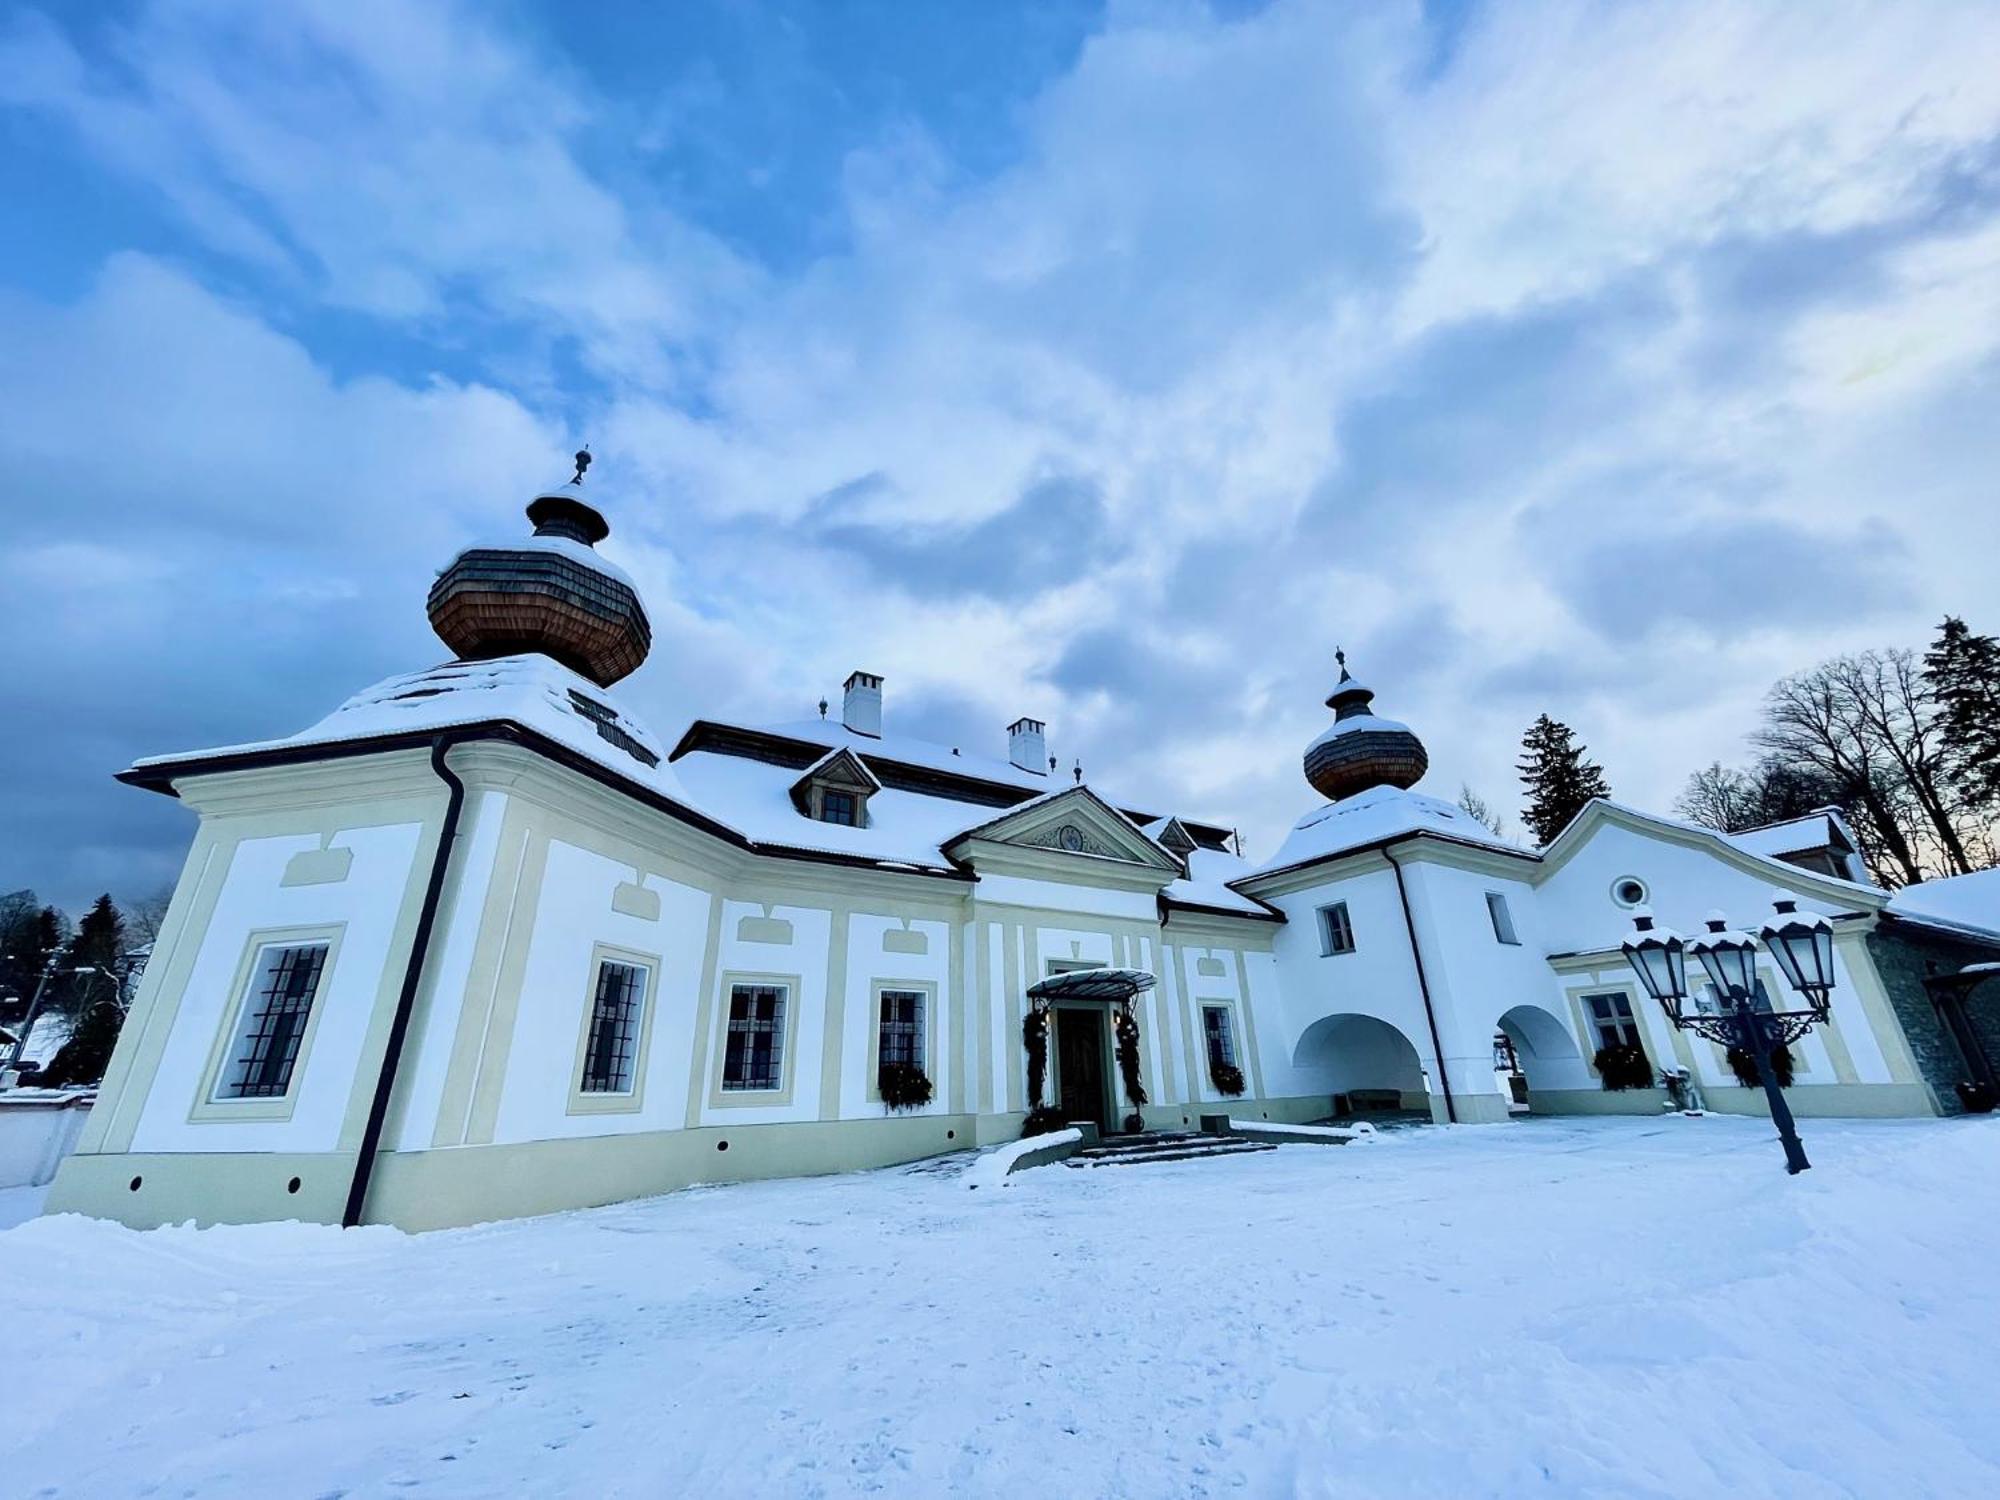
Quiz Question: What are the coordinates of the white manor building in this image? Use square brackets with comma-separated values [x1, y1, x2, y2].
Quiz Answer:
[51, 476, 2000, 1230]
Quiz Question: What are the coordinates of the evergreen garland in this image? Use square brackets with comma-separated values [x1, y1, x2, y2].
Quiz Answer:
[1592, 1043, 1654, 1091]
[1518, 714, 1613, 846]
[877, 1060, 933, 1112]
[1210, 1060, 1246, 1097]
[1022, 1008, 1049, 1109]
[1725, 1041, 1796, 1090]
[1113, 1007, 1148, 1109]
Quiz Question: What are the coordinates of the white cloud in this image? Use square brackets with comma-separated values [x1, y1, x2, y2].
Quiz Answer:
[4, 0, 2000, 903]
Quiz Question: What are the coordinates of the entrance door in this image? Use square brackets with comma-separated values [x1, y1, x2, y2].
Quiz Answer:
[1056, 1007, 1109, 1129]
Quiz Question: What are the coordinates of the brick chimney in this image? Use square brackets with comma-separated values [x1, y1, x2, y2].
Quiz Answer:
[1007, 716, 1047, 774]
[842, 671, 883, 738]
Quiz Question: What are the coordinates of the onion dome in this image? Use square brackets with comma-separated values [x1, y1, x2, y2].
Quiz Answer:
[426, 451, 652, 687]
[1302, 650, 1429, 802]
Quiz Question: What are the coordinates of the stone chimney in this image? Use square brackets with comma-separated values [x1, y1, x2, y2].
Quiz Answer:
[1007, 716, 1047, 774]
[842, 671, 883, 738]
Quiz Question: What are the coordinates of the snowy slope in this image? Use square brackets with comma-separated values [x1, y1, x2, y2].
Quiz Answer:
[7, 1118, 1999, 1497]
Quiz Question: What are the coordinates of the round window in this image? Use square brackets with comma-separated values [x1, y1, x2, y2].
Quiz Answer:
[1057, 825, 1086, 852]
[1612, 877, 1648, 908]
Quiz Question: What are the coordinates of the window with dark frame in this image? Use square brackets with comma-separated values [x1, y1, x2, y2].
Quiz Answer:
[1583, 992, 1643, 1051]
[580, 958, 648, 1094]
[877, 988, 925, 1072]
[220, 942, 329, 1099]
[1319, 901, 1355, 955]
[1486, 891, 1521, 945]
[723, 983, 787, 1091]
[1202, 1004, 1237, 1070]
[820, 789, 859, 826]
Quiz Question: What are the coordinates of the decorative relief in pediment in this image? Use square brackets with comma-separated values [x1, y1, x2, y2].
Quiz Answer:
[1021, 821, 1120, 858]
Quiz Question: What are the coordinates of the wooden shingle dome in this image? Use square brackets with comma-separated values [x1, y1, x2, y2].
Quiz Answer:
[427, 458, 651, 687]
[1302, 652, 1429, 802]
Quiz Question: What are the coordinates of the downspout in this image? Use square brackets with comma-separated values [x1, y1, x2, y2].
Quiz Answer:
[342, 734, 468, 1228]
[1383, 845, 1456, 1124]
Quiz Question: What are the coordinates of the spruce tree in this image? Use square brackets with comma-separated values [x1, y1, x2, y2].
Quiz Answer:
[57, 895, 126, 1017]
[41, 895, 128, 1086]
[1518, 714, 1612, 846]
[1924, 615, 2000, 818]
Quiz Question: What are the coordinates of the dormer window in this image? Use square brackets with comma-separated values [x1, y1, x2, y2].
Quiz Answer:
[789, 747, 881, 829]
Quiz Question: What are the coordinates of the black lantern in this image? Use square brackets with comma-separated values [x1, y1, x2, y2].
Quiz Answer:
[1620, 910, 1689, 1024]
[1759, 898, 1836, 1022]
[1687, 913, 1760, 1002]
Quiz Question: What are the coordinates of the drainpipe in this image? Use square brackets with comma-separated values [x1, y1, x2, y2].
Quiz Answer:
[1383, 846, 1457, 1124]
[342, 734, 468, 1228]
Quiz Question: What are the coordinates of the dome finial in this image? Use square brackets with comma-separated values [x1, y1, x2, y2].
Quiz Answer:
[568, 447, 592, 486]
[1303, 652, 1429, 801]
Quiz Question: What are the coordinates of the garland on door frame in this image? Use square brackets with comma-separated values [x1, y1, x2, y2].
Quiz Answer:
[1023, 1006, 1049, 1108]
[1114, 1005, 1149, 1110]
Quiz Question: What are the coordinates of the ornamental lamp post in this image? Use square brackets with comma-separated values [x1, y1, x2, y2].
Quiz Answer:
[1622, 906, 1821, 1176]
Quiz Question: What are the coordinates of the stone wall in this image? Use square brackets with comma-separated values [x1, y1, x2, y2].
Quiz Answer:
[1865, 918, 2000, 1114]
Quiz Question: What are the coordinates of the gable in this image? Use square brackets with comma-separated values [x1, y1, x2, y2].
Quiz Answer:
[943, 786, 1183, 875]
[1535, 802, 1884, 933]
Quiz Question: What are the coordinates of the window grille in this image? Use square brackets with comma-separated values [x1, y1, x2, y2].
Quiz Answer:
[581, 959, 648, 1093]
[877, 988, 925, 1071]
[821, 789, 858, 826]
[1319, 901, 1355, 955]
[1584, 992, 1643, 1051]
[724, 983, 787, 1090]
[221, 943, 329, 1098]
[1202, 1005, 1237, 1069]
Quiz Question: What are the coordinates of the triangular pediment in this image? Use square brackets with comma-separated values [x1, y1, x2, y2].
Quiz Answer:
[944, 786, 1183, 874]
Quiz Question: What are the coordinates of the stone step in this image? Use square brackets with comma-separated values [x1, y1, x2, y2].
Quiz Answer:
[1068, 1136, 1277, 1167]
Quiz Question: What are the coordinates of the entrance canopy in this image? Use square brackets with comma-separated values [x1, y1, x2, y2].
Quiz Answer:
[1026, 967, 1158, 1003]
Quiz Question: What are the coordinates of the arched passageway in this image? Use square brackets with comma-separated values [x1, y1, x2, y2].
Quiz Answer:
[1293, 1012, 1431, 1119]
[1495, 1004, 1591, 1112]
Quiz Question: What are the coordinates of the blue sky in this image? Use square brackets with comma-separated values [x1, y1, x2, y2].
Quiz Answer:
[4, 0, 1999, 913]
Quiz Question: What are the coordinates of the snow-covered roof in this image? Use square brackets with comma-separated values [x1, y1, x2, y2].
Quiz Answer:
[1241, 784, 1523, 880]
[125, 655, 1262, 905]
[670, 749, 975, 872]
[1724, 809, 1857, 861]
[443, 532, 640, 594]
[753, 717, 1055, 793]
[1887, 868, 2000, 940]
[129, 654, 700, 811]
[1166, 846, 1272, 915]
[1304, 712, 1416, 757]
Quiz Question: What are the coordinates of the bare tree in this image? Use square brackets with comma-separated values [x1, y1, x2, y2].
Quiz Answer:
[1828, 651, 1973, 875]
[123, 886, 173, 949]
[1456, 784, 1507, 839]
[1675, 763, 1757, 832]
[1754, 654, 1949, 887]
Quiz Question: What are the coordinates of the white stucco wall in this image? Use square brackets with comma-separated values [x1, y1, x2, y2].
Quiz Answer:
[131, 820, 425, 1155]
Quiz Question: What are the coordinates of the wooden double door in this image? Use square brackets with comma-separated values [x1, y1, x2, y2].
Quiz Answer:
[1055, 1005, 1113, 1131]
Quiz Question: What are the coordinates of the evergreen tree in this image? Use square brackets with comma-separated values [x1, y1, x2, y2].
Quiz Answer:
[39, 895, 129, 1086]
[0, 894, 64, 1021]
[40, 987, 123, 1088]
[1517, 714, 1612, 846]
[1924, 615, 2000, 818]
[56, 895, 126, 1017]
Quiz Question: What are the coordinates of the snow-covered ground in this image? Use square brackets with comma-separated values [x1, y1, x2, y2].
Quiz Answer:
[6, 1117, 1998, 1498]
